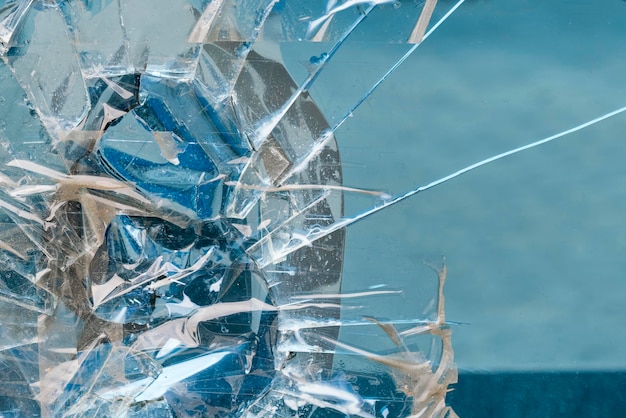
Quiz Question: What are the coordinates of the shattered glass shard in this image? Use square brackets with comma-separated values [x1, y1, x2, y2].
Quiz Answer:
[0, 1, 463, 417]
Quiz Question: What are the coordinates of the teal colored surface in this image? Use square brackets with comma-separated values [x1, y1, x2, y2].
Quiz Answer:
[294, 0, 626, 371]
[448, 371, 626, 417]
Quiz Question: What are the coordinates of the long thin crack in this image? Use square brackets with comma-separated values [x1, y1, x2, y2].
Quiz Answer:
[350, 104, 626, 223]
[252, 103, 626, 264]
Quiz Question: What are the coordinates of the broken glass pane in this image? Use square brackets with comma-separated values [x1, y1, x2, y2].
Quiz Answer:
[0, 1, 461, 416]
[3, 0, 624, 416]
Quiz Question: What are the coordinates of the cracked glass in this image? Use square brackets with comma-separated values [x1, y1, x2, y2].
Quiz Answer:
[1, 0, 625, 417]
